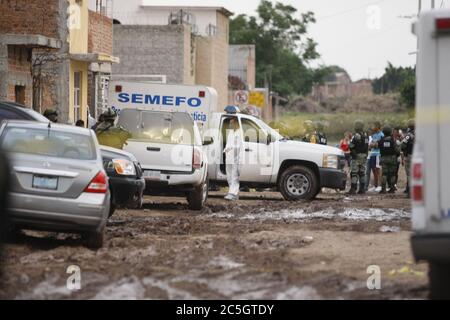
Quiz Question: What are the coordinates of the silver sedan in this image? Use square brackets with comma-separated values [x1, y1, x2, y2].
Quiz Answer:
[0, 121, 110, 249]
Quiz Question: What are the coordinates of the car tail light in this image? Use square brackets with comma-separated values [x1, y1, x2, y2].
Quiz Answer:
[85, 171, 108, 194]
[193, 148, 202, 170]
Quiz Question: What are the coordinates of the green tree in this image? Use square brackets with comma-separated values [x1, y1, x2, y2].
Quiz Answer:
[230, 1, 321, 97]
[400, 77, 416, 109]
[372, 62, 415, 94]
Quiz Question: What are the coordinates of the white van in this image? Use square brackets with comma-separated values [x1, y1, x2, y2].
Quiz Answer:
[110, 82, 213, 210]
[411, 9, 450, 299]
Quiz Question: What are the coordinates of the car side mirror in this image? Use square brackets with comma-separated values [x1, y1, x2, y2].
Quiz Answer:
[203, 136, 214, 146]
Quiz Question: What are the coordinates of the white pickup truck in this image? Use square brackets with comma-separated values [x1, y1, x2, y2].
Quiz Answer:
[109, 81, 347, 202]
[411, 9, 450, 299]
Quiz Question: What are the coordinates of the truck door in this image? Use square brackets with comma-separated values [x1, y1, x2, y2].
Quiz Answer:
[119, 110, 194, 174]
[239, 117, 272, 183]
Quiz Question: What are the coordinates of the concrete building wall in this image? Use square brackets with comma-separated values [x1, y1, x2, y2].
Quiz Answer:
[229, 45, 256, 90]
[112, 24, 190, 84]
[194, 11, 229, 110]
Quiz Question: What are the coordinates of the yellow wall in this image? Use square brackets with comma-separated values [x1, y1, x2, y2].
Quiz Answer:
[69, 60, 88, 124]
[68, 0, 88, 124]
[69, 0, 88, 54]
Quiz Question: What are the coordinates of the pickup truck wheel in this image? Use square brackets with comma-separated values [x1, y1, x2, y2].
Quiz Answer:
[187, 179, 209, 210]
[429, 262, 450, 299]
[85, 230, 104, 250]
[279, 165, 319, 201]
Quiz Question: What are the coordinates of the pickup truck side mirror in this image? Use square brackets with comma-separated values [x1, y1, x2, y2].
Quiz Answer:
[203, 136, 214, 146]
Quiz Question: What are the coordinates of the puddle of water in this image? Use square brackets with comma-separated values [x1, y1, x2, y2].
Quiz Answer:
[209, 256, 245, 270]
[275, 286, 321, 300]
[16, 275, 72, 300]
[208, 208, 410, 223]
[92, 277, 146, 300]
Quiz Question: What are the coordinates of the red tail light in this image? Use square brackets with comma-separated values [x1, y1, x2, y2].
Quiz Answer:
[85, 171, 108, 193]
[411, 160, 424, 204]
[193, 148, 202, 170]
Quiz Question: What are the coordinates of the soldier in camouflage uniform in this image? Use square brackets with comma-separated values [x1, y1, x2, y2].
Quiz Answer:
[378, 125, 401, 194]
[401, 119, 415, 197]
[348, 120, 369, 195]
[95, 109, 131, 150]
[315, 121, 328, 145]
[43, 109, 58, 123]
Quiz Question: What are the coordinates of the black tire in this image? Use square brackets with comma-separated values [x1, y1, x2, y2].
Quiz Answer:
[278, 165, 320, 201]
[108, 203, 116, 218]
[429, 262, 450, 300]
[86, 230, 104, 250]
[187, 179, 209, 211]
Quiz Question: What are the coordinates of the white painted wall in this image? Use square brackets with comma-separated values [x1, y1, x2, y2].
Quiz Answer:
[100, 0, 222, 36]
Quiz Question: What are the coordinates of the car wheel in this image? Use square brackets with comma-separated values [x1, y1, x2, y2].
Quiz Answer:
[278, 165, 319, 201]
[429, 262, 450, 299]
[86, 230, 104, 250]
[187, 179, 209, 211]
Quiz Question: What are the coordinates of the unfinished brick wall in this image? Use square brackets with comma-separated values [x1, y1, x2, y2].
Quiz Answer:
[88, 10, 113, 55]
[7, 46, 32, 106]
[0, 0, 60, 38]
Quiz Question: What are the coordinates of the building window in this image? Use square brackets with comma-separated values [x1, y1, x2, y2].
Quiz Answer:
[15, 85, 26, 105]
[74, 71, 82, 122]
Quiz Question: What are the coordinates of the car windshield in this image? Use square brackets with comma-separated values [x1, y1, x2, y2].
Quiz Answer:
[118, 109, 194, 145]
[0, 126, 97, 160]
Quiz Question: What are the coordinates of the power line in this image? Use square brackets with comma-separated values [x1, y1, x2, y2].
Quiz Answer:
[316, 0, 387, 21]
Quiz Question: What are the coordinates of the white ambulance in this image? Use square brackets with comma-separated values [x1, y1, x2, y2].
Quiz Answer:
[412, 9, 450, 299]
[109, 82, 217, 210]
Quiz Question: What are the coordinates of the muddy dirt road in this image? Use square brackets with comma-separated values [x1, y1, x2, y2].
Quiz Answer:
[0, 190, 428, 300]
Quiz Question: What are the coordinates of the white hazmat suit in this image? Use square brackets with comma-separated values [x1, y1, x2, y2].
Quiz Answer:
[224, 129, 243, 198]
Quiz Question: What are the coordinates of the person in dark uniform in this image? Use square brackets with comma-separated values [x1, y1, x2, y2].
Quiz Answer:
[315, 121, 328, 145]
[43, 109, 58, 123]
[378, 125, 401, 194]
[401, 119, 415, 197]
[95, 109, 131, 150]
[348, 120, 369, 195]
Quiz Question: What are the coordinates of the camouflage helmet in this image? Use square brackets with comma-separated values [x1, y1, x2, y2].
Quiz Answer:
[382, 125, 393, 136]
[354, 120, 364, 131]
[314, 121, 325, 132]
[101, 108, 117, 122]
[43, 109, 58, 118]
[407, 118, 415, 130]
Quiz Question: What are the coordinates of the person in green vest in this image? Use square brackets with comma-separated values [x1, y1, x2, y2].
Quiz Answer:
[95, 109, 131, 150]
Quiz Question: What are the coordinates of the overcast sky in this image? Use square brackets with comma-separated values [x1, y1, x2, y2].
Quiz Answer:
[147, 0, 448, 80]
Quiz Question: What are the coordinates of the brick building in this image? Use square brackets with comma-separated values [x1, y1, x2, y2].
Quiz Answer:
[0, 0, 117, 124]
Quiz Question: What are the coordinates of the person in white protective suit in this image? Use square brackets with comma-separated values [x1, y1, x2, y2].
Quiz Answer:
[223, 118, 243, 201]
